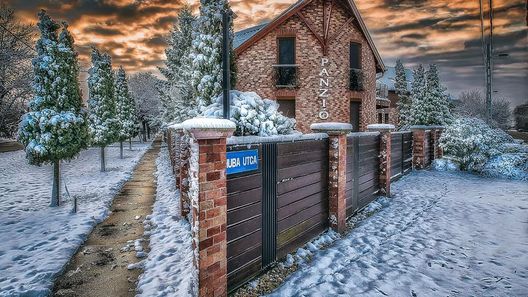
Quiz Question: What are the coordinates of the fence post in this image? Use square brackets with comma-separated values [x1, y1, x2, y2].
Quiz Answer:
[183, 118, 235, 297]
[411, 126, 427, 169]
[171, 124, 184, 188]
[311, 122, 353, 234]
[431, 126, 445, 160]
[367, 124, 395, 197]
[180, 133, 191, 218]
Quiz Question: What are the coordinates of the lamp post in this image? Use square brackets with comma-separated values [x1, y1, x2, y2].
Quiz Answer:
[222, 10, 231, 119]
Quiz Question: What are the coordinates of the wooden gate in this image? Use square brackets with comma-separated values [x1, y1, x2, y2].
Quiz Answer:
[226, 138, 328, 291]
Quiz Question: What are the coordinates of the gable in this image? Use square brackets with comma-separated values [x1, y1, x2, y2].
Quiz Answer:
[234, 0, 385, 72]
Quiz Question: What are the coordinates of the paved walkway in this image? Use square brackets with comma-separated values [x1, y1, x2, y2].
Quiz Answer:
[0, 139, 23, 153]
[53, 138, 161, 297]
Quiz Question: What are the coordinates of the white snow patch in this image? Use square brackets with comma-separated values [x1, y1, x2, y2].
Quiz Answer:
[227, 133, 328, 145]
[182, 117, 235, 131]
[310, 122, 353, 132]
[0, 142, 151, 296]
[136, 146, 195, 297]
[366, 124, 396, 130]
[268, 171, 528, 296]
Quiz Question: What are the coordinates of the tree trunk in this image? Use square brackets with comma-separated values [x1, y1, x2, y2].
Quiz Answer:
[142, 121, 147, 142]
[51, 160, 60, 207]
[120, 141, 124, 159]
[129, 138, 132, 150]
[100, 146, 106, 172]
[147, 123, 151, 140]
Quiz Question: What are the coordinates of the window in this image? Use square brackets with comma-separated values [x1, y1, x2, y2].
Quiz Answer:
[350, 101, 360, 132]
[349, 42, 363, 91]
[278, 37, 295, 64]
[378, 113, 383, 124]
[350, 43, 361, 69]
[277, 99, 295, 118]
[275, 37, 297, 87]
[384, 113, 389, 124]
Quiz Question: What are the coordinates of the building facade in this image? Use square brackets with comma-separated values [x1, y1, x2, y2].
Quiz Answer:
[234, 0, 385, 133]
[375, 66, 414, 126]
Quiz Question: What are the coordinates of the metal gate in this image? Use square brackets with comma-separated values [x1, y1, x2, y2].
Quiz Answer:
[226, 138, 328, 291]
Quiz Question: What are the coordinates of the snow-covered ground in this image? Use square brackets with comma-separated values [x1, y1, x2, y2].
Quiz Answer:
[269, 171, 528, 296]
[0, 142, 151, 296]
[136, 146, 195, 296]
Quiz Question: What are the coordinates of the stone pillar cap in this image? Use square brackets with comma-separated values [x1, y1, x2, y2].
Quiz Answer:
[169, 123, 184, 132]
[367, 124, 395, 131]
[182, 117, 236, 140]
[410, 125, 445, 130]
[310, 122, 353, 135]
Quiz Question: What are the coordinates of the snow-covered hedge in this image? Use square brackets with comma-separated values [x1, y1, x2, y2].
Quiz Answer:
[439, 117, 527, 180]
[201, 91, 296, 136]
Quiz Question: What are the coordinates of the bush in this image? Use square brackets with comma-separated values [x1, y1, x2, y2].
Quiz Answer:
[439, 117, 513, 171]
[201, 91, 296, 136]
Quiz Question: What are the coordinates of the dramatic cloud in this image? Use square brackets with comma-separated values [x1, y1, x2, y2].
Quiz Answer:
[6, 0, 527, 106]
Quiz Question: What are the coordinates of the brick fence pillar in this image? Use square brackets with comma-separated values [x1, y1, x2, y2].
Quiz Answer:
[311, 122, 353, 234]
[367, 124, 395, 197]
[431, 126, 445, 160]
[179, 134, 191, 218]
[183, 118, 236, 297]
[411, 126, 436, 169]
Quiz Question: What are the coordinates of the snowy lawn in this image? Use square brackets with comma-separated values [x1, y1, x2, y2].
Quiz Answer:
[270, 170, 528, 296]
[136, 146, 195, 296]
[0, 142, 151, 296]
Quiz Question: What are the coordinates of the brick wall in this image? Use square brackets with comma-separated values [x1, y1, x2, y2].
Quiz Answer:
[236, 0, 378, 133]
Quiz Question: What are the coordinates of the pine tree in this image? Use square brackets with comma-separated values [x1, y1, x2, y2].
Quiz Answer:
[158, 6, 196, 123]
[18, 11, 89, 207]
[394, 60, 411, 128]
[88, 48, 119, 172]
[115, 66, 139, 157]
[425, 64, 452, 125]
[190, 0, 236, 112]
[409, 64, 430, 125]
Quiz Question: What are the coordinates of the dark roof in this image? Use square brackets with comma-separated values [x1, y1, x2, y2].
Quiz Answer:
[234, 23, 269, 49]
[233, 0, 385, 72]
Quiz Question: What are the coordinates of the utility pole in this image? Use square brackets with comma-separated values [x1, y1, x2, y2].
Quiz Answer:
[222, 10, 231, 119]
[480, 0, 494, 124]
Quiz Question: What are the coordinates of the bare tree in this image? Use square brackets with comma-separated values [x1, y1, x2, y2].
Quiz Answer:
[0, 4, 34, 138]
[128, 72, 161, 140]
[454, 89, 512, 129]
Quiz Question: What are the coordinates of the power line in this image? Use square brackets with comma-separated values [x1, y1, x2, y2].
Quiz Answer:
[0, 22, 37, 54]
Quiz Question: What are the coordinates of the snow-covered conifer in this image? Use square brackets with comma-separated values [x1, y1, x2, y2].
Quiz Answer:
[409, 64, 429, 125]
[202, 91, 296, 136]
[88, 47, 119, 171]
[18, 11, 89, 206]
[425, 64, 452, 125]
[158, 6, 196, 123]
[190, 0, 236, 112]
[394, 60, 411, 128]
[115, 66, 139, 157]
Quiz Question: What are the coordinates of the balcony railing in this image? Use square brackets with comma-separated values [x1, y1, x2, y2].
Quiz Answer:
[349, 68, 364, 91]
[376, 82, 389, 99]
[273, 64, 298, 88]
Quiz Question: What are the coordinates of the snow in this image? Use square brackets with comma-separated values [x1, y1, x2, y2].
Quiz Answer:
[227, 132, 328, 145]
[201, 90, 296, 136]
[366, 124, 396, 130]
[182, 117, 236, 131]
[310, 122, 353, 132]
[0, 142, 151, 296]
[136, 146, 194, 297]
[269, 171, 528, 296]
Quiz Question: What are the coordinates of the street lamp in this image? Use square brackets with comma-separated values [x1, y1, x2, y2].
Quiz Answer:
[222, 10, 233, 120]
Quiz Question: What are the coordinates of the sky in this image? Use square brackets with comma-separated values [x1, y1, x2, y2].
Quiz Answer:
[5, 0, 528, 107]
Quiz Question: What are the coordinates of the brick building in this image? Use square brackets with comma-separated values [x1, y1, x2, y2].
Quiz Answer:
[375, 66, 413, 126]
[234, 0, 385, 133]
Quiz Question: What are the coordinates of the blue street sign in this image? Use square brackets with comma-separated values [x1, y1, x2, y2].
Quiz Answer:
[226, 149, 259, 175]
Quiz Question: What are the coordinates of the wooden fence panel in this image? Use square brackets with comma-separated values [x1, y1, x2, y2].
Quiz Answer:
[276, 139, 329, 259]
[346, 134, 380, 217]
[226, 144, 262, 290]
[390, 132, 413, 181]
